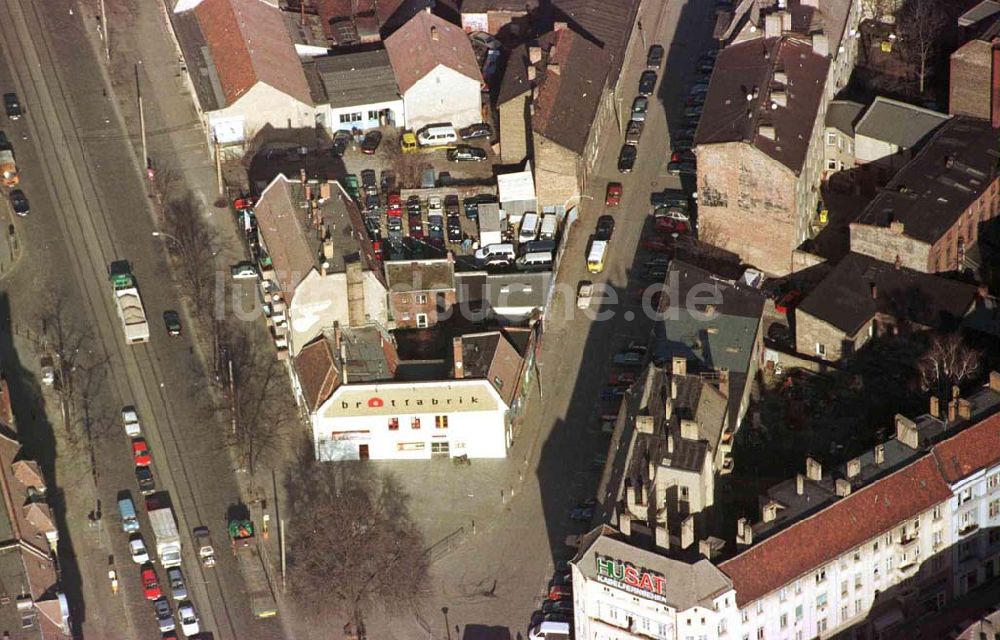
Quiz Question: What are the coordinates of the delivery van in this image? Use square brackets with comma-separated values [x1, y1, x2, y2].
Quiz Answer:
[417, 124, 458, 147]
[539, 214, 558, 240]
[474, 243, 516, 265]
[519, 212, 539, 243]
[587, 240, 608, 273]
[515, 251, 553, 271]
[118, 494, 140, 533]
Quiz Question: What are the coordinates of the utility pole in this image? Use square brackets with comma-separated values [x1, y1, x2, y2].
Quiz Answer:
[228, 355, 236, 437]
[99, 0, 110, 62]
[136, 62, 148, 171]
[279, 518, 286, 590]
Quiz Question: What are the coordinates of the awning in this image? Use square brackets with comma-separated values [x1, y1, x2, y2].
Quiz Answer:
[873, 608, 905, 633]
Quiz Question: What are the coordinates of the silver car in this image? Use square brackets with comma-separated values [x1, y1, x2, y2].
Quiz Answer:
[167, 566, 188, 601]
[154, 597, 175, 633]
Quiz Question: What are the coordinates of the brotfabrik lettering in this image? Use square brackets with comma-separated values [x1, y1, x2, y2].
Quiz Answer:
[341, 395, 482, 410]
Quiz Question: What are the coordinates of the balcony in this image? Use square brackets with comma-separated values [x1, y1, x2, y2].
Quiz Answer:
[899, 533, 920, 547]
[959, 522, 980, 537]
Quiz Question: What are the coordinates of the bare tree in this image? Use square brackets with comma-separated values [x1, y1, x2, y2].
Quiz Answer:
[896, 0, 946, 94]
[160, 192, 224, 325]
[285, 455, 429, 629]
[860, 0, 899, 24]
[919, 333, 981, 397]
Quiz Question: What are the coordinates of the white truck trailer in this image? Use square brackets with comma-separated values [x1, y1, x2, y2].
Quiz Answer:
[110, 267, 150, 344]
[148, 507, 182, 568]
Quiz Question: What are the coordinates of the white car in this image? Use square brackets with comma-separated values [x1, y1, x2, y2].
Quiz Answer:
[230, 261, 258, 279]
[428, 196, 442, 214]
[129, 536, 150, 564]
[121, 406, 141, 437]
[652, 205, 690, 222]
[178, 602, 200, 636]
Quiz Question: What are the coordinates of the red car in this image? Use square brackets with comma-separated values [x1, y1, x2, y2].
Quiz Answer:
[642, 236, 674, 253]
[608, 372, 637, 387]
[605, 182, 622, 207]
[547, 585, 573, 601]
[141, 566, 162, 600]
[387, 193, 401, 208]
[775, 289, 803, 314]
[654, 217, 689, 234]
[132, 438, 152, 467]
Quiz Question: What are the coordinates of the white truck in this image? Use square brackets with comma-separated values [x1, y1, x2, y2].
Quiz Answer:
[110, 264, 150, 344]
[148, 507, 182, 568]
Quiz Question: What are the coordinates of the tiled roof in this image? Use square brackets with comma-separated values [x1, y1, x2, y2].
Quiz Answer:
[309, 49, 401, 109]
[854, 117, 1000, 244]
[497, 43, 530, 105]
[384, 10, 481, 93]
[194, 0, 313, 106]
[531, 27, 610, 154]
[933, 412, 1000, 483]
[461, 331, 524, 405]
[825, 99, 864, 136]
[549, 0, 639, 58]
[254, 176, 316, 296]
[695, 37, 829, 173]
[295, 336, 338, 412]
[854, 97, 950, 149]
[461, 0, 537, 12]
[796, 253, 979, 335]
[720, 454, 953, 606]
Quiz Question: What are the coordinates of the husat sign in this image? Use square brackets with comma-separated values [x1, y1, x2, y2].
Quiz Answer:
[595, 555, 667, 603]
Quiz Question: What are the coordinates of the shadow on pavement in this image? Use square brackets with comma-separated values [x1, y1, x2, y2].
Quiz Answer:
[0, 292, 86, 633]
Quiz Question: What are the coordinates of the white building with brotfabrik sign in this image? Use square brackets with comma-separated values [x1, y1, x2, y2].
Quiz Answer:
[313, 380, 510, 461]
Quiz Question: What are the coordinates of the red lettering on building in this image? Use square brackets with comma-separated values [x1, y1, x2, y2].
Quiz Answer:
[368, 397, 384, 408]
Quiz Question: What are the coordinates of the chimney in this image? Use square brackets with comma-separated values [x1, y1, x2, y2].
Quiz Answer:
[664, 396, 673, 421]
[680, 419, 700, 441]
[770, 90, 788, 108]
[736, 517, 753, 548]
[655, 524, 670, 552]
[991, 371, 1000, 392]
[992, 45, 1000, 129]
[424, 5, 431, 13]
[453, 337, 464, 379]
[333, 321, 343, 352]
[895, 414, 918, 449]
[672, 356, 687, 376]
[758, 124, 776, 140]
[553, 21, 568, 32]
[323, 238, 334, 260]
[782, 10, 793, 30]
[699, 538, 720, 560]
[870, 282, 878, 299]
[671, 377, 678, 399]
[796, 473, 804, 495]
[762, 501, 778, 522]
[626, 482, 637, 509]
[528, 46, 542, 65]
[430, 25, 439, 41]
[299, 168, 307, 184]
[889, 220, 905, 234]
[547, 62, 560, 75]
[667, 432, 675, 455]
[320, 261, 330, 277]
[930, 395, 940, 418]
[619, 512, 632, 537]
[835, 478, 852, 497]
[764, 13, 783, 38]
[681, 516, 695, 549]
[636, 415, 655, 434]
[718, 368, 730, 398]
[320, 181, 332, 200]
[812, 33, 829, 56]
[874, 443, 885, 465]
[958, 398, 972, 420]
[847, 457, 861, 479]
[952, 385, 961, 401]
[345, 261, 366, 327]
[527, 66, 537, 83]
[805, 457, 822, 481]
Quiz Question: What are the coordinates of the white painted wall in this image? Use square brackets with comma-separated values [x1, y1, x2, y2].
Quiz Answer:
[403, 65, 481, 130]
[208, 83, 318, 145]
[288, 270, 388, 356]
[325, 98, 406, 132]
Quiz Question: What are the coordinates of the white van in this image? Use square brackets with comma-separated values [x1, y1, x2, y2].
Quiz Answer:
[416, 124, 458, 147]
[515, 251, 553, 271]
[587, 239, 608, 273]
[529, 621, 570, 640]
[519, 212, 539, 243]
[474, 243, 516, 264]
[539, 213, 558, 240]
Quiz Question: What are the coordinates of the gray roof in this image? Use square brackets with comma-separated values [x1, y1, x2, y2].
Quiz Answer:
[825, 100, 865, 137]
[854, 97, 950, 149]
[483, 271, 551, 312]
[959, 0, 1000, 27]
[573, 527, 733, 610]
[310, 50, 401, 109]
[172, 10, 222, 111]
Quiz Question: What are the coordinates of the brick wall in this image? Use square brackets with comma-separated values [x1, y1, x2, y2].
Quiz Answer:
[795, 308, 870, 362]
[499, 94, 530, 165]
[950, 40, 991, 119]
[930, 178, 1000, 272]
[533, 134, 580, 208]
[696, 142, 798, 275]
[849, 223, 932, 271]
[389, 289, 456, 328]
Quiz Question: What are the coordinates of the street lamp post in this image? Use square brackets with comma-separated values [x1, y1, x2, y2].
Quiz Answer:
[136, 62, 149, 172]
[151, 231, 179, 245]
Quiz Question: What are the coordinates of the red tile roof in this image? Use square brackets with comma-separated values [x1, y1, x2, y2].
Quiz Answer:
[720, 454, 953, 606]
[385, 10, 480, 93]
[195, 0, 313, 107]
[295, 336, 339, 412]
[933, 412, 1000, 483]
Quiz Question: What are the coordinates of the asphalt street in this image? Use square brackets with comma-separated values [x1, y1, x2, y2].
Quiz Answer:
[366, 0, 720, 637]
[0, 0, 282, 638]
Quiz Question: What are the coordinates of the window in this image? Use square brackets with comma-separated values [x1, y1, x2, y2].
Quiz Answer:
[411, 417, 421, 430]
[816, 343, 826, 357]
[841, 605, 849, 621]
[848, 141, 854, 154]
[681, 486, 690, 500]
[435, 415, 448, 429]
[388, 417, 399, 430]
[780, 613, 788, 629]
[416, 294, 428, 304]
[817, 593, 828, 608]
[841, 579, 848, 597]
[795, 604, 803, 620]
[933, 505, 943, 520]
[886, 556, 893, 571]
[756, 628, 764, 640]
[854, 550, 861, 562]
[416, 313, 429, 328]
[795, 580, 802, 595]
[339, 112, 362, 124]
[961, 510, 977, 532]
[367, 110, 380, 120]
[855, 573, 862, 589]
[816, 568, 827, 583]
[718, 619, 727, 635]
[873, 564, 880, 579]
[827, 132, 837, 146]
[795, 632, 803, 640]
[874, 541, 879, 553]
[741, 610, 749, 623]
[827, 159, 838, 170]
[855, 599, 863, 615]
[756, 601, 763, 615]
[430, 441, 450, 454]
[960, 487, 973, 504]
[818, 619, 828, 633]
[990, 499, 1000, 518]
[933, 530, 943, 547]
[779, 587, 788, 602]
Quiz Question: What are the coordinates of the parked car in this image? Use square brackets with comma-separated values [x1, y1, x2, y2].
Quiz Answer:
[141, 566, 161, 600]
[9, 189, 28, 216]
[361, 169, 377, 189]
[122, 406, 142, 437]
[654, 215, 689, 233]
[541, 599, 573, 615]
[630, 96, 649, 121]
[166, 567, 188, 601]
[605, 182, 622, 207]
[613, 350, 644, 366]
[683, 105, 703, 119]
[617, 144, 637, 173]
[162, 310, 181, 336]
[330, 131, 350, 157]
[595, 215, 615, 241]
[653, 205, 690, 221]
[427, 214, 444, 244]
[689, 82, 710, 95]
[642, 236, 674, 253]
[129, 535, 150, 564]
[641, 265, 669, 281]
[408, 211, 424, 238]
[608, 371, 637, 386]
[686, 92, 707, 107]
[638, 70, 657, 96]
[650, 188, 690, 209]
[154, 597, 176, 633]
[444, 194, 460, 216]
[447, 145, 487, 162]
[672, 137, 693, 153]
[4, 93, 22, 119]
[697, 60, 715, 74]
[178, 602, 200, 636]
[570, 505, 595, 521]
[625, 119, 644, 145]
[132, 438, 152, 466]
[447, 214, 462, 242]
[135, 465, 155, 495]
[646, 44, 664, 69]
[459, 122, 492, 140]
[667, 160, 697, 176]
[230, 261, 257, 279]
[428, 196, 443, 215]
[360, 130, 382, 154]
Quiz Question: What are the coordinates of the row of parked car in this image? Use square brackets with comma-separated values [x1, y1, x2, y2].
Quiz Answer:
[667, 46, 719, 175]
[616, 44, 664, 174]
